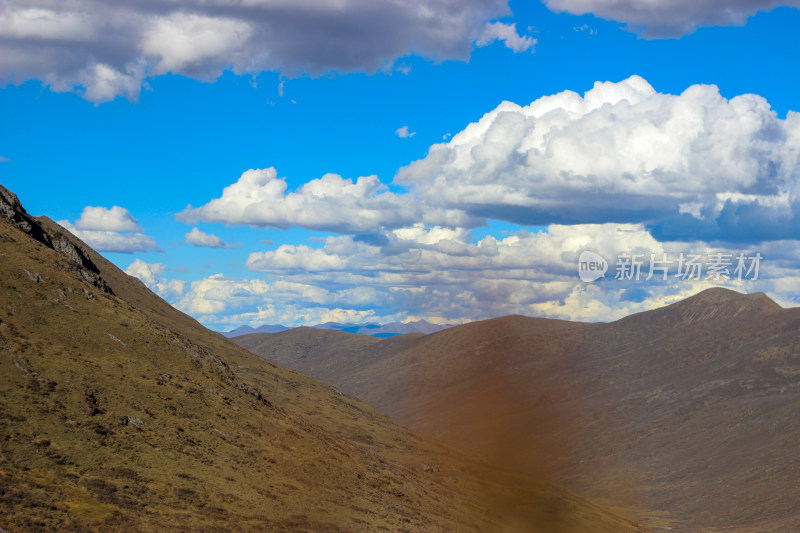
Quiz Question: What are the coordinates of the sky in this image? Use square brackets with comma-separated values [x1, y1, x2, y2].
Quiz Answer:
[2, 0, 800, 330]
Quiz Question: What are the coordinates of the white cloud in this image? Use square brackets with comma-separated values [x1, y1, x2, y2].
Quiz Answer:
[182, 77, 799, 243]
[59, 221, 158, 253]
[74, 62, 145, 103]
[74, 206, 142, 232]
[247, 245, 348, 272]
[58, 205, 158, 253]
[395, 76, 800, 243]
[476, 22, 537, 53]
[176, 274, 271, 315]
[573, 24, 597, 35]
[395, 126, 416, 138]
[176, 167, 475, 233]
[125, 259, 185, 301]
[1, 0, 513, 102]
[544, 0, 800, 37]
[393, 223, 472, 245]
[172, 273, 378, 327]
[140, 13, 252, 78]
[236, 222, 793, 324]
[200, 304, 377, 331]
[152, 214, 800, 327]
[185, 227, 235, 249]
[246, 224, 662, 279]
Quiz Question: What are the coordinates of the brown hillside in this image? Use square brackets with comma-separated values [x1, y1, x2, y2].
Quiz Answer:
[0, 184, 650, 532]
[237, 290, 800, 532]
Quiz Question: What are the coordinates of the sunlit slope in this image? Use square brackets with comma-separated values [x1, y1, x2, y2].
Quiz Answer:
[0, 184, 649, 532]
[238, 290, 800, 532]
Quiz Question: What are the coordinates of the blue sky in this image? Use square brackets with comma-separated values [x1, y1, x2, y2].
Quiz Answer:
[2, 0, 799, 329]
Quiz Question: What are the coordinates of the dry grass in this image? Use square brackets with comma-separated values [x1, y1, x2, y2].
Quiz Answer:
[0, 198, 649, 532]
[237, 292, 800, 532]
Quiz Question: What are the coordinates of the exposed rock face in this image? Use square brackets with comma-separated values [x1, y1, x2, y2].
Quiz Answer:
[0, 185, 52, 246]
[0, 184, 113, 295]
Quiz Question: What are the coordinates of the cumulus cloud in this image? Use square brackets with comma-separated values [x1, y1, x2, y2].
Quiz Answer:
[185, 227, 235, 249]
[176, 167, 478, 233]
[395, 126, 416, 138]
[157, 215, 800, 326]
[1, 0, 512, 102]
[247, 245, 348, 272]
[60, 221, 159, 253]
[74, 206, 142, 232]
[395, 76, 800, 243]
[200, 303, 378, 331]
[544, 0, 800, 37]
[176, 274, 270, 315]
[182, 77, 798, 243]
[476, 22, 536, 53]
[240, 222, 793, 323]
[164, 76, 800, 325]
[59, 206, 158, 253]
[173, 273, 378, 327]
[125, 259, 185, 301]
[247, 223, 659, 280]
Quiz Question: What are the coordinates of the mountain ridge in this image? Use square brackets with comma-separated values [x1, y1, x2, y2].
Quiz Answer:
[1, 183, 650, 532]
[614, 287, 784, 328]
[236, 287, 800, 532]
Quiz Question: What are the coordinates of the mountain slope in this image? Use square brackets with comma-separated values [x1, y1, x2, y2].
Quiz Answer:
[236, 289, 800, 532]
[0, 184, 649, 532]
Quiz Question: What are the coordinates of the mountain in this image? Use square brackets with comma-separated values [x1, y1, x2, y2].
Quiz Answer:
[223, 320, 453, 338]
[235, 288, 800, 532]
[0, 184, 649, 532]
[364, 320, 452, 336]
[222, 324, 290, 337]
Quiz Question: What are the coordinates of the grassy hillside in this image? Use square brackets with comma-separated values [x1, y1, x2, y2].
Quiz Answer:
[0, 185, 650, 532]
[236, 290, 800, 532]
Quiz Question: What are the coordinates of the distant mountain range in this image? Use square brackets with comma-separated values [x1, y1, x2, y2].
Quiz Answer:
[235, 287, 800, 533]
[222, 319, 454, 338]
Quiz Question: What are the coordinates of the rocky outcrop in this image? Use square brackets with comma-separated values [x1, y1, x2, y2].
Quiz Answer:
[0, 184, 113, 295]
[0, 185, 52, 246]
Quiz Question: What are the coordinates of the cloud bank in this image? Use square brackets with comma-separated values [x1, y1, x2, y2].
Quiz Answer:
[169, 222, 800, 328]
[167, 76, 800, 328]
[1, 0, 512, 102]
[185, 77, 800, 244]
[397, 76, 800, 243]
[544, 0, 800, 37]
[177, 167, 476, 233]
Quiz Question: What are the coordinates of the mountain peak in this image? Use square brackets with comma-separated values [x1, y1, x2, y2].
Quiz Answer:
[636, 287, 783, 327]
[685, 287, 780, 310]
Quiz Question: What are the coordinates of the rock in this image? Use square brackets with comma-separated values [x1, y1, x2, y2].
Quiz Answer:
[0, 184, 113, 295]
